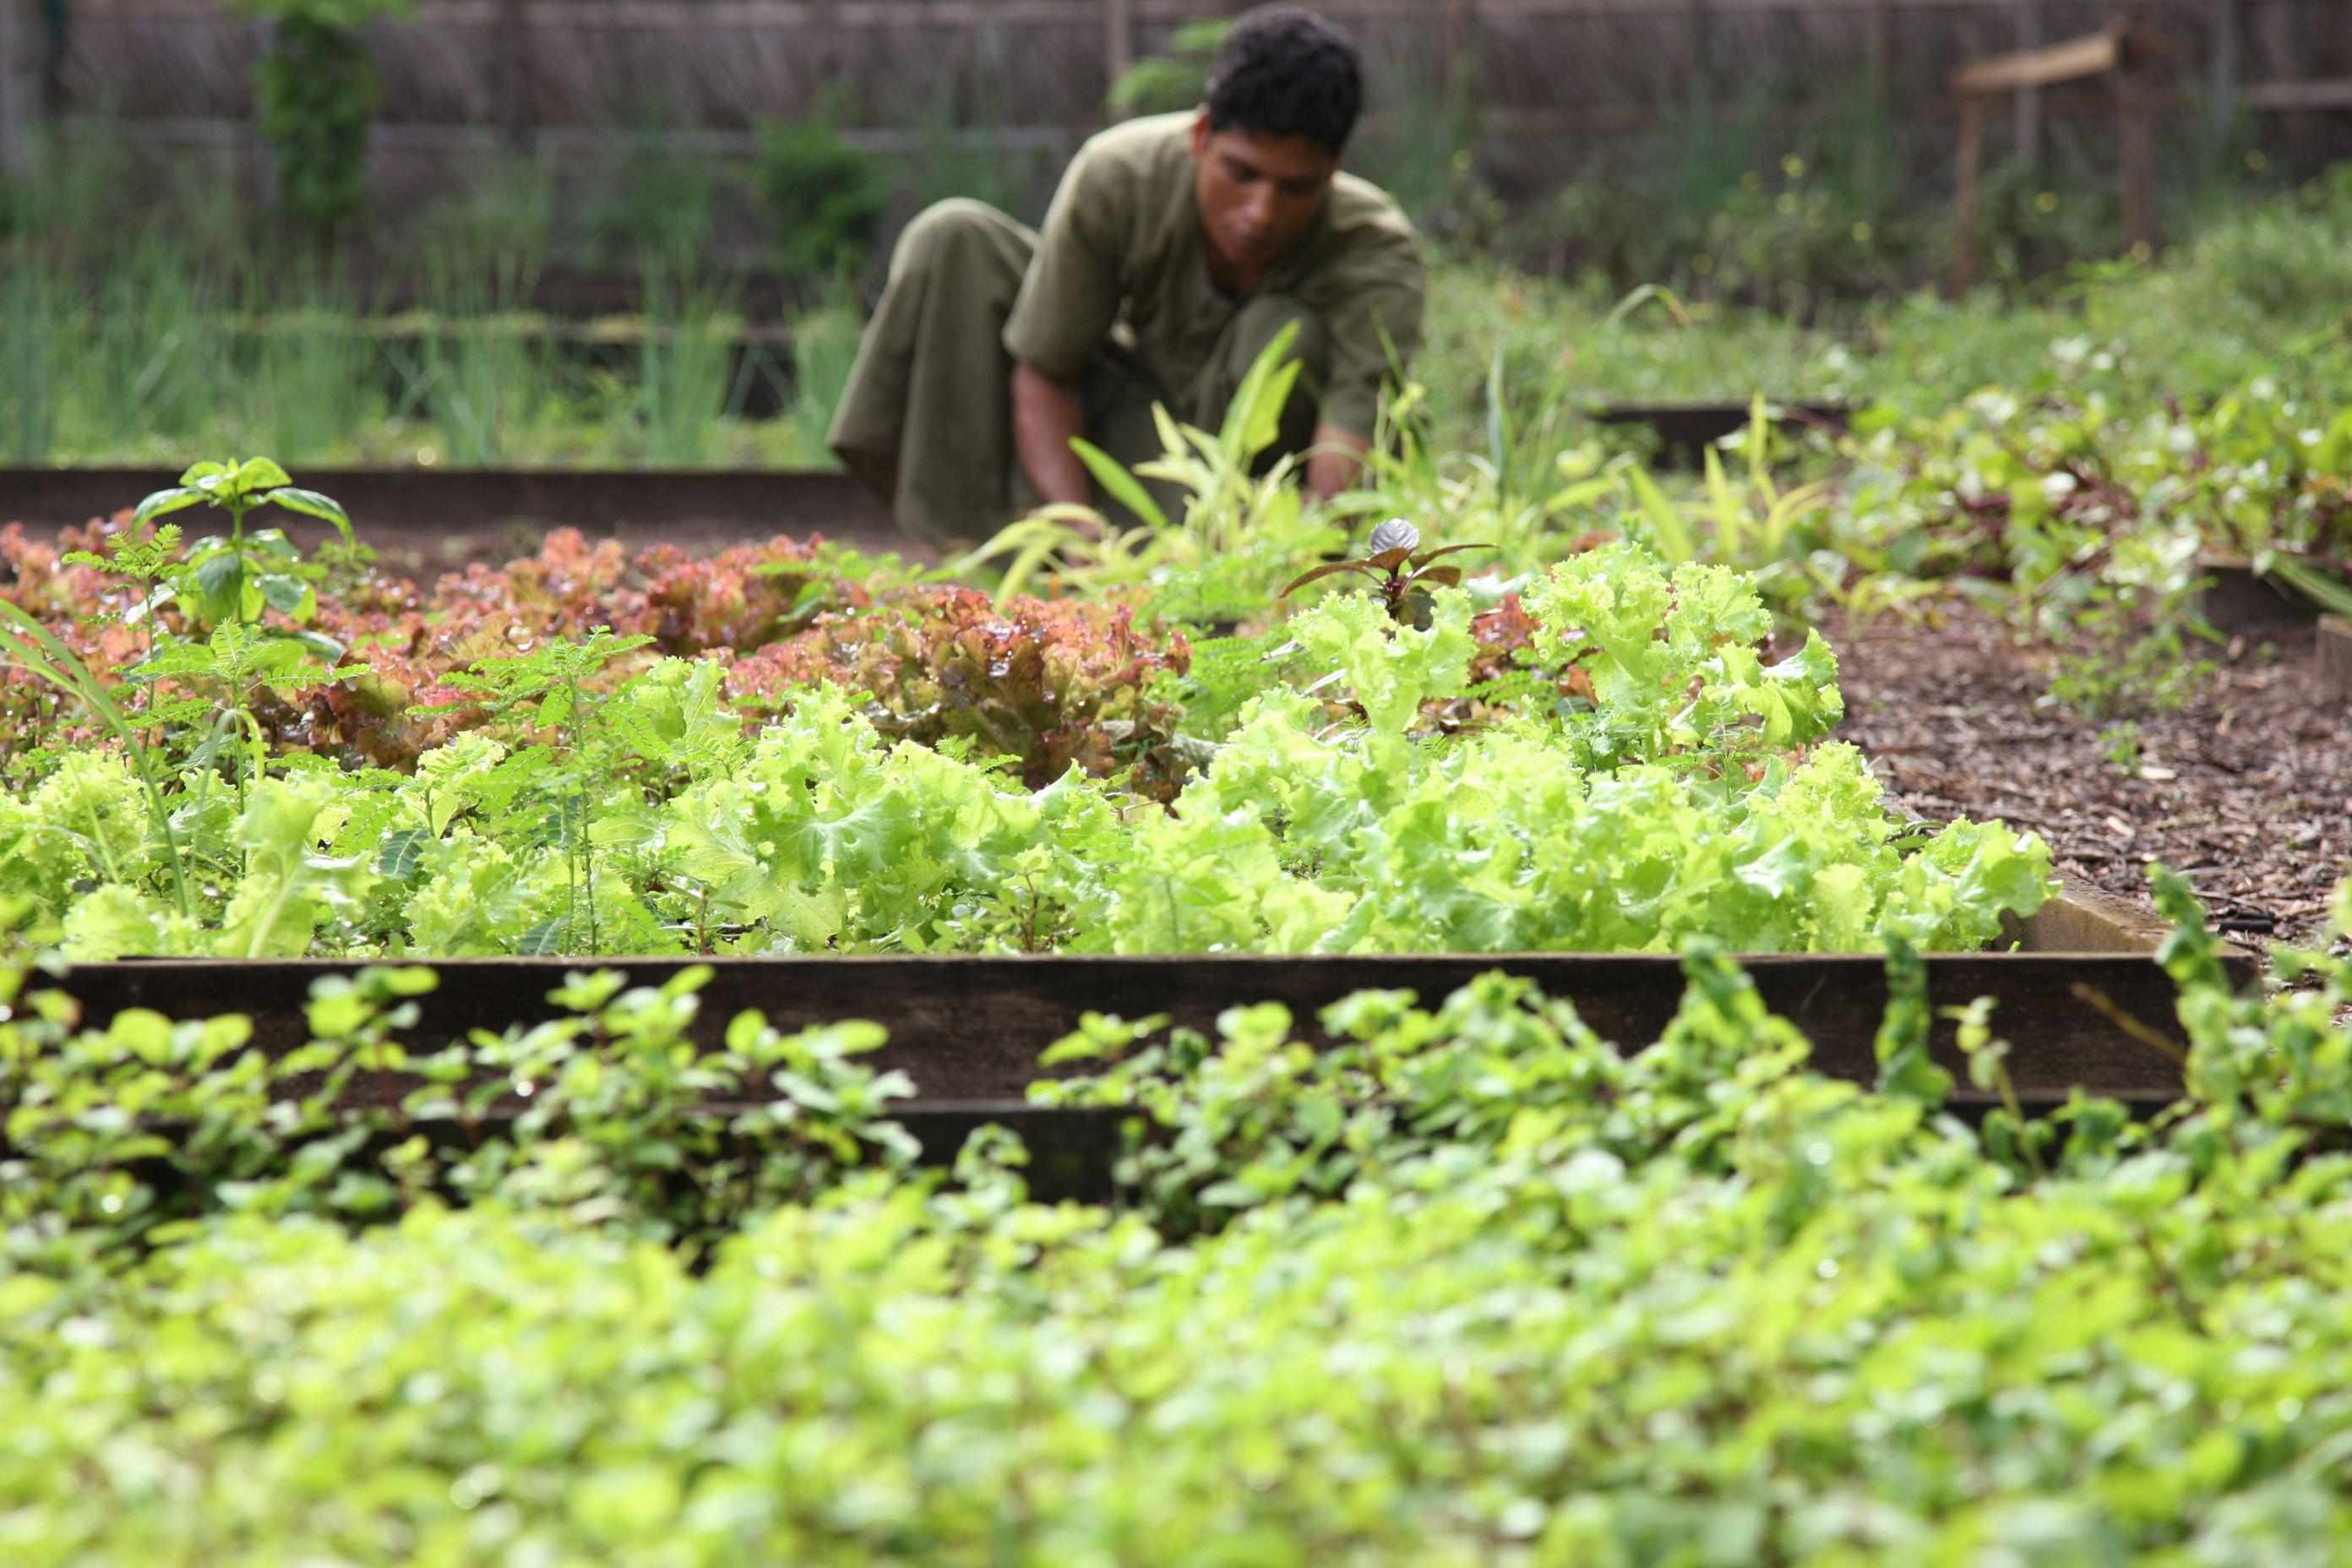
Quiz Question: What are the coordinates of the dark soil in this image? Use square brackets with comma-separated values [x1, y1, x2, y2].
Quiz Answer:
[1832, 605, 2352, 949]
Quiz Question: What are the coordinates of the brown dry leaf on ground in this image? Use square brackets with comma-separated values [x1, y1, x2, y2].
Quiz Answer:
[1832, 605, 2352, 947]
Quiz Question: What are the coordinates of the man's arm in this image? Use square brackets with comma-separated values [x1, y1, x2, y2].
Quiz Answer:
[1304, 422, 1370, 501]
[1003, 128, 1129, 520]
[1011, 359, 1094, 509]
[1308, 208, 1424, 504]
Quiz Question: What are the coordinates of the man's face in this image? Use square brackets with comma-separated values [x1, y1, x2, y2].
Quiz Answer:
[1188, 111, 1338, 281]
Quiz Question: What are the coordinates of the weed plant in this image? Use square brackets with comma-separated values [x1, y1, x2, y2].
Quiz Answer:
[230, 0, 413, 237]
[780, 279, 866, 461]
[581, 95, 726, 271]
[1352, 62, 1488, 240]
[0, 261, 57, 463]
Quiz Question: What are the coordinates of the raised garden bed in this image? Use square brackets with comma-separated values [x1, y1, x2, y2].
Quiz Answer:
[2, 466, 907, 571]
[1835, 601, 2352, 945]
[1587, 401, 1851, 466]
[4, 400, 1854, 546]
[44, 883, 2238, 1200]
[2197, 555, 2328, 633]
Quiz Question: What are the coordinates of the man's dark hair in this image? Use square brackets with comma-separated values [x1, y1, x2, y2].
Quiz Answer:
[1203, 7, 1363, 155]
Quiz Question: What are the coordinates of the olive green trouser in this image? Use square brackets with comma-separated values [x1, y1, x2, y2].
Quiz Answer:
[827, 199, 1328, 551]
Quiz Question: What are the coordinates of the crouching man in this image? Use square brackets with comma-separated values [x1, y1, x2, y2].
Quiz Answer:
[828, 4, 1426, 550]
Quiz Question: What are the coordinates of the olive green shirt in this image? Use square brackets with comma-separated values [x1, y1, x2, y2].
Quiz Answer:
[1001, 112, 1426, 442]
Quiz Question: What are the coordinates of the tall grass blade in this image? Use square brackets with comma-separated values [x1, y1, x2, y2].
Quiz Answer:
[0, 602, 193, 917]
[1, 261, 59, 463]
[1626, 463, 1697, 563]
[1703, 446, 1745, 563]
[2266, 555, 2352, 621]
[782, 280, 865, 466]
[1070, 438, 1168, 532]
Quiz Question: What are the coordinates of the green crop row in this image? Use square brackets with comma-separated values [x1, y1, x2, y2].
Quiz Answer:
[0, 513, 2052, 958]
[2, 872, 2349, 1562]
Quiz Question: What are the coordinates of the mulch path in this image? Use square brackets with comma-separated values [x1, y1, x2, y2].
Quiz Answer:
[1829, 604, 2352, 950]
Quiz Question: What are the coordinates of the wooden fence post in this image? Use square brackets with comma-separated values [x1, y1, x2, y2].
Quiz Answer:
[249, 17, 276, 207]
[494, 0, 527, 151]
[1104, 0, 1134, 97]
[1949, 91, 1984, 292]
[2014, 0, 2044, 164]
[1689, 0, 1712, 125]
[1442, 0, 1476, 111]
[0, 0, 24, 178]
[2209, 0, 2239, 144]
[2117, 37, 2158, 253]
[1865, 0, 1891, 117]
[1863, 0, 1890, 188]
[2251, 0, 2314, 161]
[809, 0, 840, 95]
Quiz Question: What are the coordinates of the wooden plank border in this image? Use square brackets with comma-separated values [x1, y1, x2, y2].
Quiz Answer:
[2318, 614, 2352, 698]
[1, 465, 896, 538]
[45, 893, 2228, 1108]
[2195, 555, 2330, 633]
[1949, 18, 2126, 95]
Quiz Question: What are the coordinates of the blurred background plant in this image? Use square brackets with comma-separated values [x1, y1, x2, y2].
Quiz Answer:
[580, 95, 726, 272]
[225, 0, 416, 239]
[1106, 18, 1228, 116]
[754, 84, 892, 279]
[907, 66, 1052, 222]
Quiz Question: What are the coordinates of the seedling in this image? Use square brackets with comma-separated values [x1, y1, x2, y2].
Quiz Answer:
[1280, 518, 1491, 627]
[416, 628, 658, 955]
[128, 458, 355, 793]
[133, 456, 351, 632]
[61, 521, 183, 720]
[2097, 720, 2144, 778]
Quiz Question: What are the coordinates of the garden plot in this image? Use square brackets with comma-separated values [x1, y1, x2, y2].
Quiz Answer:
[3, 462, 2259, 1176]
[13, 164, 2352, 1567]
[35, 884, 2231, 1206]
[11, 879, 2349, 1564]
[0, 466, 905, 574]
[6, 427, 2351, 1568]
[2, 482, 2063, 966]
[1837, 603, 2352, 947]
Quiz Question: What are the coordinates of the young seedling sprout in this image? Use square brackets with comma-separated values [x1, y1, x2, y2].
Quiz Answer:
[1280, 518, 1491, 628]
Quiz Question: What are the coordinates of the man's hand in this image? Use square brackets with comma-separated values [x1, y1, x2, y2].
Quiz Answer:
[1011, 360, 1094, 511]
[1304, 423, 1372, 502]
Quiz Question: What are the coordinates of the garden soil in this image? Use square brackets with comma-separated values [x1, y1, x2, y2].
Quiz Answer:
[1832, 605, 2352, 950]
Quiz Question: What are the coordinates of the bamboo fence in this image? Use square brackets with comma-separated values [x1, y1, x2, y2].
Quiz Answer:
[3, 0, 2348, 206]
